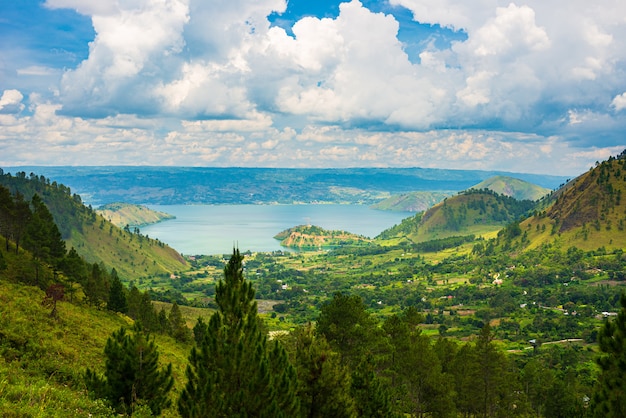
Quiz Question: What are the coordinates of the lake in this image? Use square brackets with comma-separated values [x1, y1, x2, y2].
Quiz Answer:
[141, 204, 412, 255]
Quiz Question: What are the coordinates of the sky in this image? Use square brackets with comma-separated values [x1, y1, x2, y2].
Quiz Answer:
[1, 0, 625, 176]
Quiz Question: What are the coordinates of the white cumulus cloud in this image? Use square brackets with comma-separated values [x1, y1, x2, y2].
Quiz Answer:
[611, 92, 626, 112]
[0, 90, 25, 114]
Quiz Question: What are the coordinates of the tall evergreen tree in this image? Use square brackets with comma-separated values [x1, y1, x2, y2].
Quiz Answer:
[351, 359, 400, 418]
[593, 293, 626, 417]
[178, 248, 299, 417]
[84, 262, 110, 308]
[85, 326, 174, 416]
[0, 185, 14, 251]
[315, 292, 378, 366]
[293, 323, 357, 418]
[23, 194, 66, 265]
[453, 324, 519, 417]
[58, 247, 88, 303]
[11, 191, 31, 255]
[383, 312, 455, 417]
[168, 302, 191, 342]
[137, 290, 159, 332]
[158, 307, 170, 334]
[107, 268, 127, 313]
[127, 285, 143, 319]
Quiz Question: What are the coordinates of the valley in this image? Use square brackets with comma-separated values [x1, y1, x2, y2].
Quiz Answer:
[0, 154, 625, 417]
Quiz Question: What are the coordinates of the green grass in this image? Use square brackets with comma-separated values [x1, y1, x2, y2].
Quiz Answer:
[0, 279, 191, 417]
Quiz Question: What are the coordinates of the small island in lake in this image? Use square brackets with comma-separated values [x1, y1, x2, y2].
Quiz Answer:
[274, 224, 371, 249]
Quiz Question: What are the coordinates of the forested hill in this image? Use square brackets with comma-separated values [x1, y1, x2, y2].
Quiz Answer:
[380, 189, 536, 243]
[3, 166, 569, 206]
[499, 151, 626, 252]
[0, 171, 186, 279]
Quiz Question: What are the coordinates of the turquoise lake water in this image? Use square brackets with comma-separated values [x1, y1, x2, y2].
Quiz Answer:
[141, 204, 413, 256]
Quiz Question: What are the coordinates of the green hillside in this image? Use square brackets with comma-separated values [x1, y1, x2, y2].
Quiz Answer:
[370, 190, 453, 212]
[0, 238, 191, 417]
[0, 171, 187, 280]
[504, 153, 626, 252]
[97, 202, 175, 228]
[470, 175, 552, 201]
[381, 189, 536, 243]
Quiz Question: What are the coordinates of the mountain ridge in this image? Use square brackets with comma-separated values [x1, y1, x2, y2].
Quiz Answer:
[2, 166, 569, 206]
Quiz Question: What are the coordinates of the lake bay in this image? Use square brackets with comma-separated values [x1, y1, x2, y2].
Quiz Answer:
[141, 204, 412, 255]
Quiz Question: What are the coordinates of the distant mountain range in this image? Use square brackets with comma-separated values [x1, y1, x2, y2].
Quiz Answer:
[2, 166, 570, 206]
[370, 175, 549, 213]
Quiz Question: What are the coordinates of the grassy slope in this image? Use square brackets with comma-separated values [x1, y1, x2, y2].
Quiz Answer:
[516, 158, 626, 251]
[67, 212, 187, 280]
[97, 202, 175, 228]
[0, 282, 190, 417]
[407, 192, 530, 243]
[0, 244, 191, 417]
[470, 175, 552, 201]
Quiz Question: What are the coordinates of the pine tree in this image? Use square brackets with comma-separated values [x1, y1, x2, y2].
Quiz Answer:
[84, 263, 110, 308]
[10, 191, 30, 255]
[23, 194, 66, 265]
[351, 359, 399, 418]
[383, 311, 455, 417]
[0, 185, 13, 251]
[593, 293, 626, 417]
[127, 285, 143, 319]
[293, 323, 357, 418]
[453, 324, 518, 417]
[168, 302, 191, 342]
[178, 248, 299, 417]
[58, 247, 88, 303]
[0, 250, 6, 271]
[315, 292, 378, 366]
[85, 326, 174, 415]
[192, 316, 206, 345]
[107, 268, 127, 313]
[137, 291, 159, 332]
[158, 307, 170, 334]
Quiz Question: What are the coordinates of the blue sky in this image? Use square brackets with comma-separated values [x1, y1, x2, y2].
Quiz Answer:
[1, 0, 625, 175]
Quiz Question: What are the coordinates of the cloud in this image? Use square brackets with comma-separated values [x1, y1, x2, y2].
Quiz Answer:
[2, 0, 625, 175]
[56, 0, 190, 116]
[16, 66, 59, 76]
[612, 93, 626, 112]
[0, 90, 25, 114]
